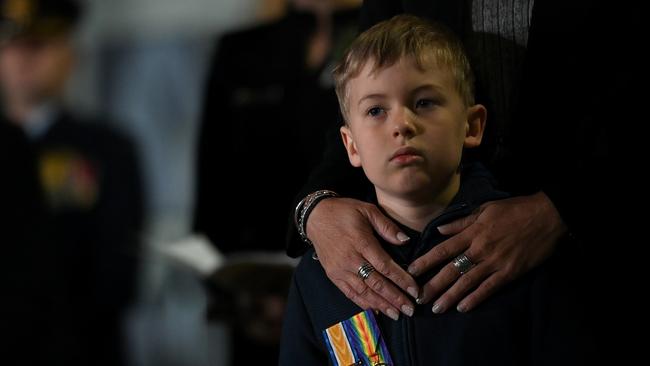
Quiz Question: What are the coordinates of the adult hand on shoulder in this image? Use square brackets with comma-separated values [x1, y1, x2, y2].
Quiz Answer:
[306, 197, 419, 320]
[409, 191, 566, 313]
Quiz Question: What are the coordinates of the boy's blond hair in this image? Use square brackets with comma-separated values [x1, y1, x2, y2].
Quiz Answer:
[333, 14, 475, 120]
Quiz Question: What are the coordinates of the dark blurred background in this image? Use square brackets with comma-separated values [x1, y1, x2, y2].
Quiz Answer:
[1, 0, 360, 365]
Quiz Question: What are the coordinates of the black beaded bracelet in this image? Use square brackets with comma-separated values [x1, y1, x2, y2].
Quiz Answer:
[294, 190, 339, 245]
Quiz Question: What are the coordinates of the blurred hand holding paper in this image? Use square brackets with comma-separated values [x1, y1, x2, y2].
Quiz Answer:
[159, 234, 297, 344]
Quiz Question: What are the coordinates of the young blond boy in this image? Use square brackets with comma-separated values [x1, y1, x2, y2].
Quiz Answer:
[280, 14, 591, 366]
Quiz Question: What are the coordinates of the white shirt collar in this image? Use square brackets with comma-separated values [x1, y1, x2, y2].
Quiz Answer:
[22, 103, 60, 140]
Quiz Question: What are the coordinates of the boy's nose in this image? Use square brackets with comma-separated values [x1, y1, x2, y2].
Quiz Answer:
[392, 108, 417, 139]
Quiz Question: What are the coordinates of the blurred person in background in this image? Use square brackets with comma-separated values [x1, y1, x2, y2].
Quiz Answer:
[1, 122, 63, 364]
[194, 0, 360, 363]
[195, 0, 361, 254]
[0, 0, 144, 364]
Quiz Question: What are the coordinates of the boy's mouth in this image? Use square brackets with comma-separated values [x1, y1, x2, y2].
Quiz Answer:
[390, 146, 423, 163]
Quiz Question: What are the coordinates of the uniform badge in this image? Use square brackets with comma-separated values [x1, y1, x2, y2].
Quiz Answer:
[322, 309, 393, 366]
[39, 149, 99, 210]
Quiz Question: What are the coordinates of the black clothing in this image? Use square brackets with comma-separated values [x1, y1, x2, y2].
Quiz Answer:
[2, 113, 144, 365]
[34, 114, 143, 310]
[1, 123, 60, 364]
[280, 164, 594, 365]
[194, 8, 359, 254]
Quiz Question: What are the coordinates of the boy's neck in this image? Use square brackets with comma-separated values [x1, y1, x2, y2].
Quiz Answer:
[376, 175, 461, 232]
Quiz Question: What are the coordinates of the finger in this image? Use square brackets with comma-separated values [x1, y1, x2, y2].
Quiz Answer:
[437, 210, 480, 235]
[365, 205, 410, 245]
[456, 270, 508, 313]
[334, 278, 372, 309]
[417, 260, 462, 305]
[321, 252, 405, 320]
[430, 264, 492, 314]
[361, 243, 419, 299]
[340, 276, 402, 321]
[361, 269, 414, 317]
[408, 233, 471, 276]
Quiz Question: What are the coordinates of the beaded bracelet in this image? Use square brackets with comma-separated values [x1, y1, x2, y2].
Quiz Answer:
[294, 190, 339, 245]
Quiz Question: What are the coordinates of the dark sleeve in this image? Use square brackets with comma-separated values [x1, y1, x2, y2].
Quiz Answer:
[499, 0, 595, 232]
[501, 0, 638, 241]
[279, 274, 329, 365]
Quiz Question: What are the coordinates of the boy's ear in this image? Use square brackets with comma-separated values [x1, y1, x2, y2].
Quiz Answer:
[340, 126, 362, 167]
[464, 104, 487, 148]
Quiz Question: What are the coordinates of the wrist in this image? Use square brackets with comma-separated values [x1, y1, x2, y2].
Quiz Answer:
[294, 190, 339, 245]
[534, 191, 568, 238]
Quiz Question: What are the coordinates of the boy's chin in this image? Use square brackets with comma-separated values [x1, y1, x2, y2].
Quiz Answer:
[385, 173, 459, 201]
[400, 187, 438, 201]
[382, 182, 436, 201]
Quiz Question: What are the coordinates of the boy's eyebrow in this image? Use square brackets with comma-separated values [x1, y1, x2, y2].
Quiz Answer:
[357, 84, 446, 106]
[357, 93, 386, 106]
[412, 83, 444, 94]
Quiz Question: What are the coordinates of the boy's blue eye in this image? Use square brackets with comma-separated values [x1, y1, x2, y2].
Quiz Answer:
[415, 99, 436, 108]
[367, 107, 384, 117]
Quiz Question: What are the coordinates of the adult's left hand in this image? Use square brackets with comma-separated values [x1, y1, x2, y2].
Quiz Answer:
[408, 191, 566, 313]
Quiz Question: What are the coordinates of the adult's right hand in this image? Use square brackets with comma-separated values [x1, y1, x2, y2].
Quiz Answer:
[306, 197, 419, 320]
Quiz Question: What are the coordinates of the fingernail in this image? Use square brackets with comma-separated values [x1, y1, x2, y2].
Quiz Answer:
[397, 232, 410, 242]
[416, 297, 424, 305]
[456, 303, 467, 313]
[401, 305, 414, 317]
[407, 287, 419, 299]
[386, 308, 400, 321]
[432, 303, 444, 314]
[407, 265, 418, 276]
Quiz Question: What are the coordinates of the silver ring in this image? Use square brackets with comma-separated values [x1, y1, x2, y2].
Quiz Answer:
[452, 254, 474, 275]
[357, 262, 375, 280]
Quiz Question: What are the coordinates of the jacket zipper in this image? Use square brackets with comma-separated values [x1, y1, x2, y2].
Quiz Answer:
[407, 313, 418, 366]
[402, 313, 413, 366]
[403, 202, 472, 365]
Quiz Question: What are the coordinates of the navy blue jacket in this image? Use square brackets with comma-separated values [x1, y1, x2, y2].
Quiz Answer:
[280, 164, 594, 365]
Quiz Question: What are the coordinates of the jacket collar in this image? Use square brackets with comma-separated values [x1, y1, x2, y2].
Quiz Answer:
[368, 162, 509, 262]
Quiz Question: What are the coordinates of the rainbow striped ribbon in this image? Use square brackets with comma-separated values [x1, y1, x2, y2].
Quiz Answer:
[323, 309, 393, 366]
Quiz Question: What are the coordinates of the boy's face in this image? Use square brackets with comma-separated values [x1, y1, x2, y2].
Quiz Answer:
[340, 56, 485, 201]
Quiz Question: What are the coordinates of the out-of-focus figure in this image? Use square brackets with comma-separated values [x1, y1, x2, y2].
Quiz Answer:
[195, 0, 360, 254]
[193, 0, 360, 363]
[0, 1, 144, 364]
